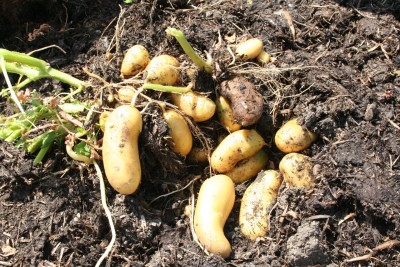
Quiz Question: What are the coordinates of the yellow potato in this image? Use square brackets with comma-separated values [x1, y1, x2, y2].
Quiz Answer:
[121, 45, 150, 77]
[275, 118, 317, 153]
[236, 38, 263, 60]
[279, 153, 315, 188]
[216, 95, 241, 132]
[102, 105, 142, 194]
[163, 109, 192, 156]
[145, 54, 180, 85]
[211, 129, 265, 173]
[239, 170, 283, 241]
[99, 111, 110, 132]
[256, 50, 270, 64]
[194, 174, 235, 258]
[224, 150, 269, 184]
[187, 147, 209, 163]
[117, 87, 135, 103]
[171, 91, 216, 122]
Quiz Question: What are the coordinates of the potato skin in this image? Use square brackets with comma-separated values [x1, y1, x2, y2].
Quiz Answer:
[121, 45, 150, 77]
[117, 87, 135, 103]
[145, 54, 180, 85]
[102, 105, 142, 195]
[239, 170, 283, 241]
[171, 91, 216, 122]
[236, 38, 263, 60]
[163, 110, 192, 156]
[275, 118, 317, 153]
[224, 150, 269, 184]
[216, 95, 241, 132]
[194, 175, 235, 258]
[211, 129, 266, 173]
[220, 76, 264, 127]
[279, 153, 315, 188]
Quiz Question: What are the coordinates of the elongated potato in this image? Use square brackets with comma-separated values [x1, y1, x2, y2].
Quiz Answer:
[188, 147, 209, 163]
[171, 91, 216, 122]
[216, 95, 241, 132]
[275, 118, 317, 153]
[121, 45, 150, 77]
[194, 175, 235, 258]
[211, 129, 265, 173]
[279, 153, 315, 188]
[236, 38, 263, 60]
[163, 109, 192, 156]
[145, 54, 180, 85]
[102, 105, 142, 194]
[239, 170, 283, 241]
[224, 150, 269, 184]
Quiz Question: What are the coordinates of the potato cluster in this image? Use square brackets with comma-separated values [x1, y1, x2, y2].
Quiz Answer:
[101, 40, 318, 259]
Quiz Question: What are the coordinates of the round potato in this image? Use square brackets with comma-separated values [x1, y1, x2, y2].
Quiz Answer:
[121, 45, 150, 77]
[275, 118, 317, 153]
[279, 153, 315, 188]
[145, 54, 180, 85]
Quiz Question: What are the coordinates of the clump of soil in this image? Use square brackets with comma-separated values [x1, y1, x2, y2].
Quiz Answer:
[1, 0, 400, 266]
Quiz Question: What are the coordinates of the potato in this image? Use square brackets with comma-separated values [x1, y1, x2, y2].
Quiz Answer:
[211, 129, 265, 173]
[145, 54, 180, 85]
[121, 45, 150, 77]
[102, 105, 142, 194]
[224, 150, 269, 184]
[99, 111, 110, 132]
[163, 109, 192, 156]
[188, 147, 209, 163]
[239, 170, 283, 241]
[275, 118, 317, 153]
[279, 153, 315, 188]
[220, 76, 264, 127]
[216, 95, 241, 132]
[236, 38, 263, 60]
[117, 87, 135, 103]
[256, 50, 270, 64]
[194, 174, 235, 258]
[171, 91, 216, 122]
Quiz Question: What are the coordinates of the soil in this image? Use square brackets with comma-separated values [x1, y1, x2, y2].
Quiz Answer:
[1, 0, 400, 266]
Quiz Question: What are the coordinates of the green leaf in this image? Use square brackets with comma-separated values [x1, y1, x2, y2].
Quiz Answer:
[73, 141, 91, 157]
[124, 0, 133, 3]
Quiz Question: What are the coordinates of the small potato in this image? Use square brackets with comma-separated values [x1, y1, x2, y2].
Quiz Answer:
[121, 45, 150, 77]
[188, 147, 209, 163]
[194, 175, 235, 258]
[117, 87, 135, 103]
[102, 105, 142, 195]
[163, 109, 193, 156]
[239, 170, 283, 241]
[224, 150, 269, 184]
[99, 111, 110, 132]
[220, 76, 264, 127]
[216, 95, 241, 132]
[211, 129, 266, 173]
[236, 38, 263, 60]
[275, 118, 317, 153]
[171, 91, 216, 122]
[256, 50, 270, 64]
[145, 54, 180, 85]
[279, 153, 315, 188]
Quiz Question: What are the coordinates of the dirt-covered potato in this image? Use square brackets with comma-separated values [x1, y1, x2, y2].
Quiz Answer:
[121, 45, 150, 77]
[224, 150, 269, 184]
[279, 153, 315, 188]
[145, 54, 180, 85]
[275, 118, 317, 153]
[117, 87, 135, 103]
[239, 170, 283, 241]
[220, 76, 264, 127]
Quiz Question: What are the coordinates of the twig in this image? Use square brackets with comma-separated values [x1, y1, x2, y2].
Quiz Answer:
[0, 56, 25, 114]
[94, 160, 116, 267]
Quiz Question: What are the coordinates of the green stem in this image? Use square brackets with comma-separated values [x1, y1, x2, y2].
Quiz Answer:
[27, 131, 50, 153]
[0, 48, 49, 70]
[165, 27, 213, 73]
[143, 83, 191, 93]
[33, 131, 56, 164]
[5, 129, 23, 142]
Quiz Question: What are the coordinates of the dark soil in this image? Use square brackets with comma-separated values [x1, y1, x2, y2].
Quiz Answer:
[1, 0, 400, 266]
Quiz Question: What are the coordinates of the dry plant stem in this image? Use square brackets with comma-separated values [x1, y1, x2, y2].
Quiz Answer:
[165, 27, 213, 73]
[142, 83, 192, 93]
[94, 160, 116, 267]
